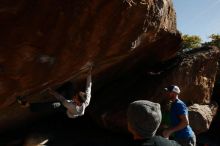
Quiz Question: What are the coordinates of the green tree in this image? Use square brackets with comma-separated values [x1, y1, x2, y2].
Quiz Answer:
[209, 34, 220, 48]
[181, 34, 202, 50]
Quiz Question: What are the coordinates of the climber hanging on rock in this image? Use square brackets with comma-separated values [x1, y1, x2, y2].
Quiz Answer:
[17, 63, 93, 118]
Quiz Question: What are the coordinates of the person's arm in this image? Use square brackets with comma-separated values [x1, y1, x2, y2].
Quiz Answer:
[48, 88, 76, 110]
[162, 114, 189, 138]
[84, 69, 92, 107]
[48, 88, 66, 102]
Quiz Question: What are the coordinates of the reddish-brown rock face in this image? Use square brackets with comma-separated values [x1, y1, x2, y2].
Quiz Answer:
[0, 0, 181, 108]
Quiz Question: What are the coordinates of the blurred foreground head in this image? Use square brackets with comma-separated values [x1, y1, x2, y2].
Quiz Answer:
[127, 100, 162, 139]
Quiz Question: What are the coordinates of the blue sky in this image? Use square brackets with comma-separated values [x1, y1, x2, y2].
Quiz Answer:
[173, 0, 220, 42]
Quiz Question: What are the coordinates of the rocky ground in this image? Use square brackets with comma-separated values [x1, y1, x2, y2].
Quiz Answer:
[0, 113, 132, 146]
[1, 111, 219, 146]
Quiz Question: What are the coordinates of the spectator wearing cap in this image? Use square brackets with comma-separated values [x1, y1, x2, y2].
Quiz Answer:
[163, 85, 196, 146]
[127, 100, 181, 146]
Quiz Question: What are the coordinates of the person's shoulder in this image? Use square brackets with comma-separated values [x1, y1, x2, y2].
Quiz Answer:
[175, 99, 187, 107]
[153, 136, 181, 146]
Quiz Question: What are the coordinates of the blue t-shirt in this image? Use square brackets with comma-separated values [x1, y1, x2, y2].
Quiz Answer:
[170, 99, 194, 139]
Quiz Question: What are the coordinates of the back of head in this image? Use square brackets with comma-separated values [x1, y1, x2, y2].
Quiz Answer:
[127, 100, 162, 139]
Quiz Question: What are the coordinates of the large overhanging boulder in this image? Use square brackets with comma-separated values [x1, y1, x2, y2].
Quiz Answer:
[0, 0, 181, 108]
[0, 0, 181, 133]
